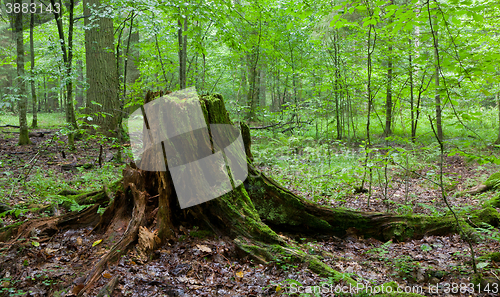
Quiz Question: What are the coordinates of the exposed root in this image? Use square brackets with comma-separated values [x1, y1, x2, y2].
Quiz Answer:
[78, 183, 148, 296]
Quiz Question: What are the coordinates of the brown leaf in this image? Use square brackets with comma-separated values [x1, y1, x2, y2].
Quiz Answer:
[102, 271, 112, 279]
[196, 244, 212, 253]
[72, 284, 84, 295]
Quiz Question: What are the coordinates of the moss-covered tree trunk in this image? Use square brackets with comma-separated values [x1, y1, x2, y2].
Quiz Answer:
[2, 93, 500, 295]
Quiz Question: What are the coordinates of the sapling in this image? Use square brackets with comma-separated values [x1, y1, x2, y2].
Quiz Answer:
[428, 115, 477, 275]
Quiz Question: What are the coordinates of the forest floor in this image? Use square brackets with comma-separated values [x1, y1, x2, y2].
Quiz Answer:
[1, 126, 500, 296]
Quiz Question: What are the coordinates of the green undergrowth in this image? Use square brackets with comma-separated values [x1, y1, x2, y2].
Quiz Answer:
[0, 112, 66, 129]
[251, 122, 500, 216]
[0, 164, 123, 222]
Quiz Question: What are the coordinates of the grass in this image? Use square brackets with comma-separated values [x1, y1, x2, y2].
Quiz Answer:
[0, 112, 66, 129]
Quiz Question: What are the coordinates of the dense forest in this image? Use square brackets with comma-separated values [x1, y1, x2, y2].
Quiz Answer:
[1, 0, 500, 295]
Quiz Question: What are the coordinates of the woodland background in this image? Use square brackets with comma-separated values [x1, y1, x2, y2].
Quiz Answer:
[1, 0, 500, 296]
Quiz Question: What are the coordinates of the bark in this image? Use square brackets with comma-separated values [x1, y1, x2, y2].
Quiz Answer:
[48, 78, 58, 111]
[30, 3, 38, 128]
[2, 93, 499, 295]
[333, 31, 342, 140]
[384, 0, 394, 137]
[51, 0, 77, 149]
[495, 92, 500, 144]
[431, 12, 443, 141]
[75, 60, 84, 109]
[246, 48, 259, 121]
[15, 0, 31, 145]
[384, 43, 393, 137]
[237, 56, 248, 106]
[258, 67, 266, 108]
[84, 0, 119, 134]
[178, 14, 188, 89]
[409, 38, 415, 142]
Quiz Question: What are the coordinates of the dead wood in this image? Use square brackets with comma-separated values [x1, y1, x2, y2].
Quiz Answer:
[466, 183, 490, 195]
[96, 275, 119, 297]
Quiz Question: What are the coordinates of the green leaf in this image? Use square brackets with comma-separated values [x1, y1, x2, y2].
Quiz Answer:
[31, 241, 40, 247]
[329, 14, 341, 27]
[420, 244, 432, 251]
[91, 101, 102, 107]
[472, 13, 483, 22]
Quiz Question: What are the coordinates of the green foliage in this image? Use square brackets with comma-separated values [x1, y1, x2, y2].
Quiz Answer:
[253, 130, 363, 199]
[366, 240, 392, 261]
[0, 113, 66, 128]
[392, 255, 420, 281]
[476, 223, 500, 243]
[485, 172, 500, 189]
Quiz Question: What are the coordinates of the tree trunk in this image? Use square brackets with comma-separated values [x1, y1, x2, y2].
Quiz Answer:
[384, 44, 393, 137]
[30, 3, 38, 128]
[333, 31, 342, 140]
[432, 14, 443, 141]
[495, 92, 500, 144]
[75, 60, 84, 109]
[3, 93, 499, 295]
[48, 78, 58, 112]
[51, 0, 77, 149]
[246, 48, 259, 121]
[84, 0, 119, 134]
[409, 38, 416, 142]
[384, 0, 394, 137]
[178, 14, 188, 89]
[258, 67, 265, 110]
[15, 0, 31, 145]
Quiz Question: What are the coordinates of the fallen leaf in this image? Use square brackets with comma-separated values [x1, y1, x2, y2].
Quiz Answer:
[102, 271, 112, 279]
[45, 248, 58, 254]
[235, 270, 244, 278]
[196, 244, 212, 253]
[92, 239, 102, 247]
[72, 284, 84, 295]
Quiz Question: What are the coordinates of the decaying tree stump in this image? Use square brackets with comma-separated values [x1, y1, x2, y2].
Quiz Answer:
[1, 92, 500, 295]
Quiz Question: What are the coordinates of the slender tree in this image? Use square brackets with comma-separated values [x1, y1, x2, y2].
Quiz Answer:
[30, 0, 38, 128]
[428, 4, 443, 141]
[495, 91, 500, 144]
[50, 0, 77, 149]
[383, 0, 395, 137]
[14, 0, 31, 145]
[178, 12, 188, 89]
